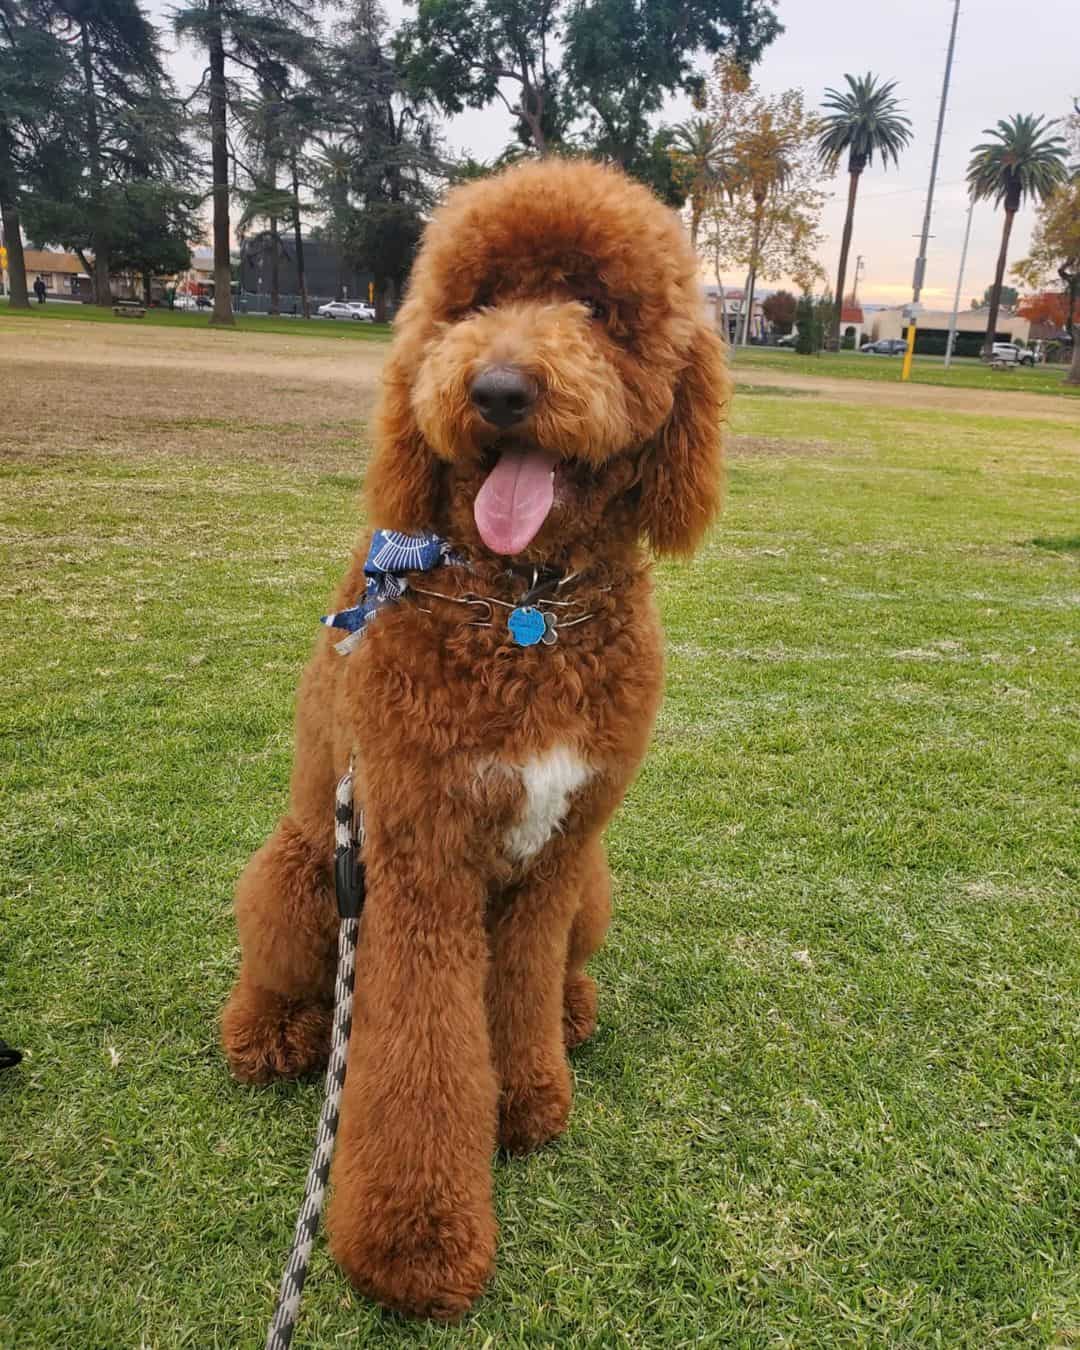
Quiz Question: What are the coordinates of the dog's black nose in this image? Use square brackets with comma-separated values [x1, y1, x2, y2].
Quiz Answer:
[470, 366, 537, 428]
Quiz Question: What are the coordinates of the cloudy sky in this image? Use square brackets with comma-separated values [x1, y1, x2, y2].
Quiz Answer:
[156, 0, 1077, 307]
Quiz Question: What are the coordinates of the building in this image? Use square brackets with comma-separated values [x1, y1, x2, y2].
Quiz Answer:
[703, 285, 766, 342]
[17, 249, 86, 299]
[238, 233, 374, 308]
[839, 302, 866, 348]
[869, 305, 1031, 356]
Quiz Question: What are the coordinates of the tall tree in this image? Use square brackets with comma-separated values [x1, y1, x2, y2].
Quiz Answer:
[235, 74, 291, 313]
[395, 0, 781, 190]
[318, 0, 445, 320]
[1013, 177, 1080, 385]
[25, 0, 178, 306]
[668, 115, 730, 253]
[816, 72, 912, 349]
[51, 0, 172, 305]
[174, 0, 318, 325]
[0, 0, 68, 307]
[701, 62, 826, 345]
[967, 114, 1070, 359]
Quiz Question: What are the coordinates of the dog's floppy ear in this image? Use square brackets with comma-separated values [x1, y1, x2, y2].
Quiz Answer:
[364, 343, 442, 531]
[639, 323, 729, 556]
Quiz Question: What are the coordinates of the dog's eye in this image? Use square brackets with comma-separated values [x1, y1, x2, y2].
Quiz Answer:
[582, 297, 608, 322]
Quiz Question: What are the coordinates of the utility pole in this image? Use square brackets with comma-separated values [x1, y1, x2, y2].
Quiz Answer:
[904, 0, 961, 382]
[912, 0, 961, 304]
[852, 255, 864, 305]
[944, 197, 975, 370]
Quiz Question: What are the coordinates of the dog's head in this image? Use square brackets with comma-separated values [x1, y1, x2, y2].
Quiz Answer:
[365, 157, 729, 561]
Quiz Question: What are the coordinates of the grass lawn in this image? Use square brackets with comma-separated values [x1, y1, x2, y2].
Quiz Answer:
[2, 323, 1079, 1347]
[733, 346, 1080, 398]
[0, 295, 392, 341]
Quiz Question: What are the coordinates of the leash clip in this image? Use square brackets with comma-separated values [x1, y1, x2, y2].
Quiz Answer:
[333, 764, 366, 919]
[334, 836, 365, 920]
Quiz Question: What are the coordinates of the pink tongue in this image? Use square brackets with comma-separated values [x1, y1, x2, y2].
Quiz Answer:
[473, 448, 557, 555]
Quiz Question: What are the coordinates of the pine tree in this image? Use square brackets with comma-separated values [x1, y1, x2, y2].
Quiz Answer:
[27, 0, 183, 306]
[174, 0, 318, 324]
[316, 0, 445, 319]
[0, 0, 70, 307]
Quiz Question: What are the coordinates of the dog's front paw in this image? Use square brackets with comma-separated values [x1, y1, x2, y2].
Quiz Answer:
[328, 1183, 496, 1321]
[221, 981, 330, 1085]
[563, 973, 598, 1050]
[498, 1065, 572, 1155]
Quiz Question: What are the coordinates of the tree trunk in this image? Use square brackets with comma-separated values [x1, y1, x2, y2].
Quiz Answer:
[1067, 329, 1080, 386]
[740, 206, 764, 346]
[208, 0, 234, 326]
[79, 22, 111, 307]
[290, 157, 309, 319]
[269, 216, 280, 315]
[0, 130, 29, 309]
[982, 208, 1016, 359]
[689, 193, 702, 253]
[830, 170, 861, 350]
[142, 270, 152, 306]
[520, 84, 547, 156]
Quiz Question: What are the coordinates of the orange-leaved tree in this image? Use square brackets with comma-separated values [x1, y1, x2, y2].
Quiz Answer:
[1013, 170, 1080, 384]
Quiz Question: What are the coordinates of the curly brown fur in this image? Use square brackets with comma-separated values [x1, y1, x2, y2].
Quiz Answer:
[222, 156, 730, 1321]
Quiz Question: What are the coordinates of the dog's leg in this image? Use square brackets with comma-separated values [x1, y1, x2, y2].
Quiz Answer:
[564, 837, 611, 1051]
[487, 846, 594, 1156]
[327, 828, 498, 1322]
[221, 817, 337, 1084]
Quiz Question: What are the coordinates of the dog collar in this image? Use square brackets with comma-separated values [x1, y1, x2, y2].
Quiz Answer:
[322, 531, 596, 653]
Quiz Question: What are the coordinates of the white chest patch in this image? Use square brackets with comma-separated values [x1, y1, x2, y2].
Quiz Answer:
[503, 746, 592, 864]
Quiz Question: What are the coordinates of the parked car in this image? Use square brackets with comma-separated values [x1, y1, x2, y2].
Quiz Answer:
[775, 332, 798, 348]
[861, 338, 908, 356]
[317, 300, 375, 321]
[989, 341, 1035, 366]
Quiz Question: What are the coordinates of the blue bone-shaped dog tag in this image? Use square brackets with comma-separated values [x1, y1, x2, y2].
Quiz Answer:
[508, 606, 546, 646]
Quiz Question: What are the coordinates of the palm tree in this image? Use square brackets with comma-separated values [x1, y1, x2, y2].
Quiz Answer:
[967, 114, 1070, 358]
[669, 116, 730, 252]
[817, 73, 912, 349]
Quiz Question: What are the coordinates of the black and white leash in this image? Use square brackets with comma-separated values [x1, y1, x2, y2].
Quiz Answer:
[265, 765, 365, 1350]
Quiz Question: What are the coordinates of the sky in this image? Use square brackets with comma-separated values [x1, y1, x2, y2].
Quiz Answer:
[154, 0, 1078, 308]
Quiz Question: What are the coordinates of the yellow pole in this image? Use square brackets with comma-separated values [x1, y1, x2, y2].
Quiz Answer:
[901, 318, 917, 382]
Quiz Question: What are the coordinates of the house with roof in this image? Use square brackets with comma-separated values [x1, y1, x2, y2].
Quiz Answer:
[702, 284, 767, 342]
[16, 249, 87, 300]
[839, 302, 866, 348]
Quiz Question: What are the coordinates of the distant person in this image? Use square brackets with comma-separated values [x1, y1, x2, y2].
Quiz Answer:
[33, 276, 46, 304]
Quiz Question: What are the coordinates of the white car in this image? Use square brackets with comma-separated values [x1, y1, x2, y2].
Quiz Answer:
[990, 342, 1035, 366]
[317, 300, 375, 321]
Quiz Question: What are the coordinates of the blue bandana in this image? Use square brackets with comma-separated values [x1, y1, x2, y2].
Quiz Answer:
[322, 530, 462, 653]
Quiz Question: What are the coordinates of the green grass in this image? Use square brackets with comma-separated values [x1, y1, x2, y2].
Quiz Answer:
[733, 346, 1080, 396]
[0, 296, 393, 340]
[2, 384, 1079, 1347]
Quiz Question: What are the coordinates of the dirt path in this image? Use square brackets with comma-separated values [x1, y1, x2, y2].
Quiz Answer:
[733, 364, 1079, 422]
[0, 317, 388, 384]
[5, 317, 1076, 428]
